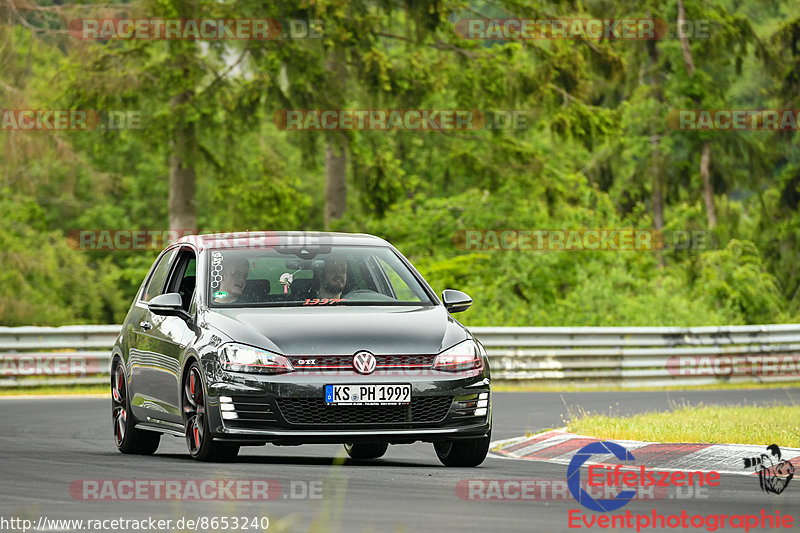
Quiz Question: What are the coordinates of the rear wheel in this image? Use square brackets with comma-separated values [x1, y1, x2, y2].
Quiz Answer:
[183, 362, 239, 462]
[111, 362, 160, 455]
[434, 434, 490, 467]
[343, 442, 389, 460]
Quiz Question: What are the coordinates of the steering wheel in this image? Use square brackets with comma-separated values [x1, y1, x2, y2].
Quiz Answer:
[344, 289, 377, 296]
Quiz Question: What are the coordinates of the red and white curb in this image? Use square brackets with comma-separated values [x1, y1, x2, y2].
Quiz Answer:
[490, 430, 800, 476]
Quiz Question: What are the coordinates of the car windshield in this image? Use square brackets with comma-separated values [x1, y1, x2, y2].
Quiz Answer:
[207, 245, 434, 307]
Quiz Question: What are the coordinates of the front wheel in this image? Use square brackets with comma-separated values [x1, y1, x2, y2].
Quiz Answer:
[434, 434, 490, 467]
[343, 442, 388, 459]
[111, 362, 160, 455]
[183, 362, 239, 462]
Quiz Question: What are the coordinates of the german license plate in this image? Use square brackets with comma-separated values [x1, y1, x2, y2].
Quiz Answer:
[325, 384, 411, 405]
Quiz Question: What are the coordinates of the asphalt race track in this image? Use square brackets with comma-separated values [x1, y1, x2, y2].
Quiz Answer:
[1, 390, 798, 532]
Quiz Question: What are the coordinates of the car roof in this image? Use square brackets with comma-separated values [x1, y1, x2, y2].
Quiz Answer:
[174, 231, 392, 251]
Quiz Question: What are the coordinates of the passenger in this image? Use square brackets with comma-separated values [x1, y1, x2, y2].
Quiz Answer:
[213, 255, 250, 303]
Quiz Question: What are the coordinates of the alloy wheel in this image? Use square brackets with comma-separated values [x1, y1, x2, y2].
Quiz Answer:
[184, 366, 205, 455]
[112, 366, 128, 446]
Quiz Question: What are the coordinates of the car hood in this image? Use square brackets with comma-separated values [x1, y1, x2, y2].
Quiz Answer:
[205, 305, 469, 356]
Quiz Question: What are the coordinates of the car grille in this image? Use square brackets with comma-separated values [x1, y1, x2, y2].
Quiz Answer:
[287, 354, 436, 371]
[277, 396, 453, 426]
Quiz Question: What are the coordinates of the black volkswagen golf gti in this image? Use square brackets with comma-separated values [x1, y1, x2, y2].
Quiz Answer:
[112, 232, 491, 466]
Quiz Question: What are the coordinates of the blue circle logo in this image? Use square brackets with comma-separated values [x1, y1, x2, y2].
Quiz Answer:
[567, 441, 637, 512]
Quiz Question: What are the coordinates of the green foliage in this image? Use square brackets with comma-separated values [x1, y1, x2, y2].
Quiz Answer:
[695, 240, 785, 324]
[348, 183, 745, 326]
[1, 0, 798, 326]
[0, 193, 128, 325]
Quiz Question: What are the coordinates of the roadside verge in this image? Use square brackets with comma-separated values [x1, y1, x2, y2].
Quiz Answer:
[490, 430, 800, 476]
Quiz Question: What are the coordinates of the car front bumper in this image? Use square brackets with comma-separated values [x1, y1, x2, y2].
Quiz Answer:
[205, 369, 492, 445]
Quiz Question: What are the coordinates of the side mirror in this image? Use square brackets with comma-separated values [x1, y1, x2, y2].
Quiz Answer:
[148, 292, 191, 321]
[442, 289, 472, 313]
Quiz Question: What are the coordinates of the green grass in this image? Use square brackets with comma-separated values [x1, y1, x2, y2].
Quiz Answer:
[565, 402, 800, 448]
[0, 384, 107, 396]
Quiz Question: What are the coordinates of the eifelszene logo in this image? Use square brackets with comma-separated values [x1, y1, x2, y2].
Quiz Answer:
[567, 441, 637, 512]
[565, 440, 794, 530]
[742, 444, 795, 495]
[566, 440, 720, 512]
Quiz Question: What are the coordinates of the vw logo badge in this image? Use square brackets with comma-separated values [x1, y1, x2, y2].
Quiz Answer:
[353, 351, 377, 374]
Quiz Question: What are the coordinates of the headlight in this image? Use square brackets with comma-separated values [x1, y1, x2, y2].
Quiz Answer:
[218, 343, 294, 374]
[431, 339, 484, 372]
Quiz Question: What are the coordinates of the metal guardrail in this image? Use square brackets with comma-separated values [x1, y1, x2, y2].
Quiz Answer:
[1, 324, 799, 388]
[0, 326, 119, 387]
[473, 324, 800, 387]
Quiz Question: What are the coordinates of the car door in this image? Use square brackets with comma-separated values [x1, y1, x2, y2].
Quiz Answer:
[128, 247, 178, 422]
[138, 247, 198, 424]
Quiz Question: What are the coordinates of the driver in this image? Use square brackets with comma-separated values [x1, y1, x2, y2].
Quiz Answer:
[213, 255, 250, 303]
[317, 257, 348, 299]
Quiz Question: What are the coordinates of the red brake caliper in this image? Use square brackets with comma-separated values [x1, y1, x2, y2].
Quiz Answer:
[191, 371, 199, 448]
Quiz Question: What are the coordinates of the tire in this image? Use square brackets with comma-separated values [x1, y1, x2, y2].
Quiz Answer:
[343, 442, 389, 460]
[183, 362, 240, 462]
[111, 361, 160, 455]
[434, 434, 491, 467]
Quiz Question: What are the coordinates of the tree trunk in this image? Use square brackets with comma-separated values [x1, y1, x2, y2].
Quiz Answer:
[678, 0, 717, 229]
[168, 90, 197, 233]
[324, 47, 348, 228]
[677, 0, 695, 77]
[651, 137, 665, 233]
[325, 133, 347, 228]
[650, 135, 666, 266]
[646, 38, 666, 266]
[700, 140, 716, 228]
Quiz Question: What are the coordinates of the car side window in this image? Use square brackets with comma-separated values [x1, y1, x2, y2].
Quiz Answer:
[165, 250, 197, 311]
[141, 249, 178, 302]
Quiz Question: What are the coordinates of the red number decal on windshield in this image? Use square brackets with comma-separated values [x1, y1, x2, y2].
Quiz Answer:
[303, 298, 346, 305]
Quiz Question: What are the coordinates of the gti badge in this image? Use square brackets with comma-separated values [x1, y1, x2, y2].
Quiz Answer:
[353, 351, 377, 374]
